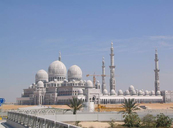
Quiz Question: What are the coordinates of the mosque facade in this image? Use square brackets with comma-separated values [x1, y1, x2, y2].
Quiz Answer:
[17, 43, 172, 105]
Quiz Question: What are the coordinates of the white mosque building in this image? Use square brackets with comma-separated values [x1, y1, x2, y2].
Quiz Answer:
[17, 43, 167, 105]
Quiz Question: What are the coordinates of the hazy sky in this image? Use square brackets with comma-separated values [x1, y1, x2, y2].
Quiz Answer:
[1, 0, 173, 102]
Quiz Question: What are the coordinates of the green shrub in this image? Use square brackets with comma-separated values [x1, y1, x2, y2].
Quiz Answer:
[75, 121, 82, 127]
[142, 114, 156, 128]
[108, 119, 118, 128]
[155, 113, 173, 128]
[123, 113, 141, 127]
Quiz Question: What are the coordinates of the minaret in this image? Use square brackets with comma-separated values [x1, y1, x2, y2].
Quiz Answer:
[109, 42, 116, 92]
[59, 52, 61, 61]
[102, 57, 106, 93]
[154, 49, 160, 94]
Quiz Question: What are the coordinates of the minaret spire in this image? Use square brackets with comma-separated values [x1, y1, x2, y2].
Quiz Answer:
[102, 57, 106, 93]
[154, 49, 160, 94]
[59, 52, 61, 61]
[109, 42, 116, 93]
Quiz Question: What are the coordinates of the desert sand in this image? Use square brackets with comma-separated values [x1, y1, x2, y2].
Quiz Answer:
[1, 103, 173, 110]
[95, 103, 173, 110]
[0, 104, 71, 110]
[65, 121, 124, 128]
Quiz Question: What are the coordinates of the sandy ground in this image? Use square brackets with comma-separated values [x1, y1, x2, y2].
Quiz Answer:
[65, 121, 125, 128]
[44, 105, 71, 109]
[95, 103, 173, 110]
[1, 103, 173, 111]
[0, 105, 71, 110]
[66, 121, 173, 128]
[139, 103, 173, 109]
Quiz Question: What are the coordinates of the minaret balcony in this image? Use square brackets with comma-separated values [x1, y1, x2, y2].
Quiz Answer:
[109, 66, 115, 68]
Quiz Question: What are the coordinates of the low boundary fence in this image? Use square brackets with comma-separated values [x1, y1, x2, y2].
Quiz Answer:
[7, 111, 80, 128]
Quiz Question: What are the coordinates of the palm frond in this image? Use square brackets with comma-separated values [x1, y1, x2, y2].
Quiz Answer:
[67, 97, 84, 114]
[120, 98, 139, 114]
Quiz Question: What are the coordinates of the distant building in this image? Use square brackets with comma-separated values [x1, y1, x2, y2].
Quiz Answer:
[17, 43, 165, 105]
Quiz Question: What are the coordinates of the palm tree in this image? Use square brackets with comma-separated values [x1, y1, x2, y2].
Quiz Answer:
[67, 97, 83, 114]
[121, 98, 140, 114]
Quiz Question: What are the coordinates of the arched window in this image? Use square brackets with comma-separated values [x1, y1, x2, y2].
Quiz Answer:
[92, 97, 95, 101]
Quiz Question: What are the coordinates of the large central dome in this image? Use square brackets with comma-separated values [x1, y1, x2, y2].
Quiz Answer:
[48, 60, 67, 81]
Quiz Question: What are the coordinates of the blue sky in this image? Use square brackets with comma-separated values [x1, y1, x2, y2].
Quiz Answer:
[1, 0, 173, 102]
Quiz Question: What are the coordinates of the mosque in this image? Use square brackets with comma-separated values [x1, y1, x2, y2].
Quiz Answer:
[17, 43, 172, 105]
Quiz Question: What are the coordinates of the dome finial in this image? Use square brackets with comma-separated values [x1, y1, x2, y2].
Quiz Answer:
[59, 52, 61, 61]
[111, 42, 113, 47]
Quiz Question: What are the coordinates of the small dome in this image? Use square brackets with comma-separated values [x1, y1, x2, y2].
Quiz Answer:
[96, 81, 99, 84]
[118, 90, 123, 95]
[148, 91, 151, 95]
[124, 90, 130, 95]
[37, 81, 44, 88]
[29, 85, 32, 88]
[35, 69, 48, 83]
[86, 80, 93, 88]
[78, 89, 83, 95]
[103, 89, 108, 95]
[138, 90, 143, 96]
[132, 90, 137, 95]
[156, 91, 161, 96]
[142, 91, 145, 95]
[151, 90, 155, 96]
[79, 80, 84, 86]
[129, 85, 135, 91]
[145, 90, 149, 96]
[48, 60, 67, 80]
[110, 89, 116, 95]
[68, 65, 82, 81]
